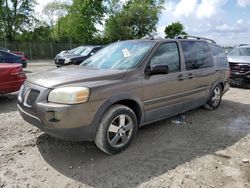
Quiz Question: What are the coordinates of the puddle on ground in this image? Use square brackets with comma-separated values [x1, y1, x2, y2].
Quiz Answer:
[227, 116, 250, 135]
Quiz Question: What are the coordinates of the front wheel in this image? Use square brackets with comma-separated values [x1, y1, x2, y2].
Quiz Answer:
[204, 84, 222, 110]
[94, 104, 138, 155]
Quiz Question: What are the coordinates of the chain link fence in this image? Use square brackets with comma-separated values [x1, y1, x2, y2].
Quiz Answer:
[0, 41, 81, 60]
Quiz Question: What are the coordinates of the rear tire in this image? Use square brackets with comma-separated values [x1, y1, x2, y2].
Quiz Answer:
[94, 104, 138, 155]
[204, 84, 222, 110]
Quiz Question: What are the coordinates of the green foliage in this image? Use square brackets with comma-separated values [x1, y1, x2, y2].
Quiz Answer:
[0, 0, 36, 41]
[104, 0, 165, 42]
[164, 22, 187, 39]
[42, 1, 68, 38]
[17, 24, 53, 42]
[62, 0, 107, 44]
[0, 0, 167, 45]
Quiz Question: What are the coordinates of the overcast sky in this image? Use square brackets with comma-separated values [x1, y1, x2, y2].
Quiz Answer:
[35, 0, 250, 45]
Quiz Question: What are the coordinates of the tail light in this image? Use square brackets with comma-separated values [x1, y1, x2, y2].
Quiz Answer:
[10, 66, 26, 79]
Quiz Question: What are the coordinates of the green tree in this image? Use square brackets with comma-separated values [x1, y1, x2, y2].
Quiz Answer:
[164, 22, 187, 39]
[17, 24, 52, 42]
[104, 0, 165, 42]
[0, 0, 36, 41]
[64, 0, 107, 44]
[42, 1, 68, 38]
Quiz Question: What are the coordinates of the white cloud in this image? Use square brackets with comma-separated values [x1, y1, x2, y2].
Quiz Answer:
[215, 23, 248, 33]
[173, 0, 227, 19]
[158, 0, 250, 45]
[237, 19, 243, 24]
[237, 0, 250, 7]
[196, 0, 227, 19]
[174, 0, 198, 17]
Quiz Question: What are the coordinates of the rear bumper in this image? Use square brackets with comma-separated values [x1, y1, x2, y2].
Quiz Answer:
[0, 79, 25, 94]
[223, 81, 230, 94]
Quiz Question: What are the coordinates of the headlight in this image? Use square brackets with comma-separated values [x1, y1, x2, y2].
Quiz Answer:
[48, 87, 90, 104]
[64, 58, 71, 64]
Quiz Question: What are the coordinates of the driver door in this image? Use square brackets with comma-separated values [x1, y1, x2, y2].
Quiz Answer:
[142, 42, 189, 122]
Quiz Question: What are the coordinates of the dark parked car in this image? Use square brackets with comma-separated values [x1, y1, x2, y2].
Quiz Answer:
[55, 46, 102, 67]
[0, 63, 26, 94]
[0, 47, 28, 61]
[18, 36, 229, 155]
[54, 46, 86, 60]
[227, 45, 250, 88]
[0, 50, 27, 68]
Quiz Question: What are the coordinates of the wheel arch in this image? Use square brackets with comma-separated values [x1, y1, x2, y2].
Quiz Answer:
[91, 93, 144, 140]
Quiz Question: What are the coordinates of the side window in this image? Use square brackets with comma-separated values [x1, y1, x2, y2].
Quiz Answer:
[209, 44, 228, 67]
[150, 42, 180, 73]
[181, 41, 214, 70]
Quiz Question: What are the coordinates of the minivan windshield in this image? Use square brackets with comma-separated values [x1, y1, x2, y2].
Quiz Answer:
[81, 41, 155, 70]
[229, 47, 250, 56]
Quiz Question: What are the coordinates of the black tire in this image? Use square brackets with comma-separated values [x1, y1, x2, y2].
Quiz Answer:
[94, 104, 138, 155]
[204, 84, 222, 110]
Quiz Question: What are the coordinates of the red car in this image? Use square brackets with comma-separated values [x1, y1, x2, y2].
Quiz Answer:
[0, 63, 26, 94]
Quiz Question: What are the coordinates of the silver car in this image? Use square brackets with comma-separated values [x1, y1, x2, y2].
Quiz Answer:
[228, 45, 250, 88]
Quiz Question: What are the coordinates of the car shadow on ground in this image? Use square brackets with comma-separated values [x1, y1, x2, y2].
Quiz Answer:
[36, 100, 250, 187]
[24, 70, 32, 74]
[0, 93, 18, 113]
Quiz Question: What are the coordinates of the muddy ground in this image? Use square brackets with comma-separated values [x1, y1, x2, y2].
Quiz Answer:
[0, 62, 249, 188]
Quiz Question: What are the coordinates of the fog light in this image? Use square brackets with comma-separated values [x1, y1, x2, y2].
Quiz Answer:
[54, 111, 62, 121]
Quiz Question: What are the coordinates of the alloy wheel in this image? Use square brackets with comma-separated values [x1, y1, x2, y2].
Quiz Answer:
[107, 114, 134, 148]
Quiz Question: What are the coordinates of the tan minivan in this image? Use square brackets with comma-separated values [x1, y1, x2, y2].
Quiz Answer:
[18, 36, 230, 154]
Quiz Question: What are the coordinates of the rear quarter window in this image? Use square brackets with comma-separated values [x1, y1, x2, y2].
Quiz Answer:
[181, 41, 214, 70]
[209, 44, 229, 67]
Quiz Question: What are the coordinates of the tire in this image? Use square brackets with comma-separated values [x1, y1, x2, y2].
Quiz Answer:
[204, 84, 222, 110]
[94, 104, 138, 155]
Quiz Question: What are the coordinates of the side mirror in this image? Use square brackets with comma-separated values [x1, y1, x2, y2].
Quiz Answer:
[145, 64, 169, 76]
[90, 52, 95, 56]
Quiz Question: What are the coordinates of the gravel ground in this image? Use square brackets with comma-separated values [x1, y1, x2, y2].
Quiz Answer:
[0, 62, 250, 188]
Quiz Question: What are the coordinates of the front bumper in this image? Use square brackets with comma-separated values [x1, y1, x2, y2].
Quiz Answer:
[17, 82, 104, 141]
[22, 61, 27, 68]
[229, 73, 250, 88]
[18, 104, 97, 141]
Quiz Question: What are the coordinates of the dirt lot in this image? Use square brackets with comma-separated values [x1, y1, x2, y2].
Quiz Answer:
[0, 62, 250, 188]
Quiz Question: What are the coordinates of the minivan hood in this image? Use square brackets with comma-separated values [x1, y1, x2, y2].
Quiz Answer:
[228, 56, 250, 64]
[28, 66, 127, 88]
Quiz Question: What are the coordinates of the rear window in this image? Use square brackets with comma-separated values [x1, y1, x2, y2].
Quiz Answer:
[181, 41, 214, 70]
[209, 44, 228, 67]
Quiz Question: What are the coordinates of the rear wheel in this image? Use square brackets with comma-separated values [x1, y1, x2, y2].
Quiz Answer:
[204, 84, 222, 110]
[94, 104, 138, 155]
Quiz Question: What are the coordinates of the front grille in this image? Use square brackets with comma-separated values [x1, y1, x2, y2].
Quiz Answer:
[229, 62, 250, 74]
[26, 90, 40, 106]
[57, 59, 65, 64]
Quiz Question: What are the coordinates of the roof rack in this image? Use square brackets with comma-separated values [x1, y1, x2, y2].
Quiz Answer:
[238, 44, 249, 46]
[176, 35, 216, 44]
[140, 35, 155, 40]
